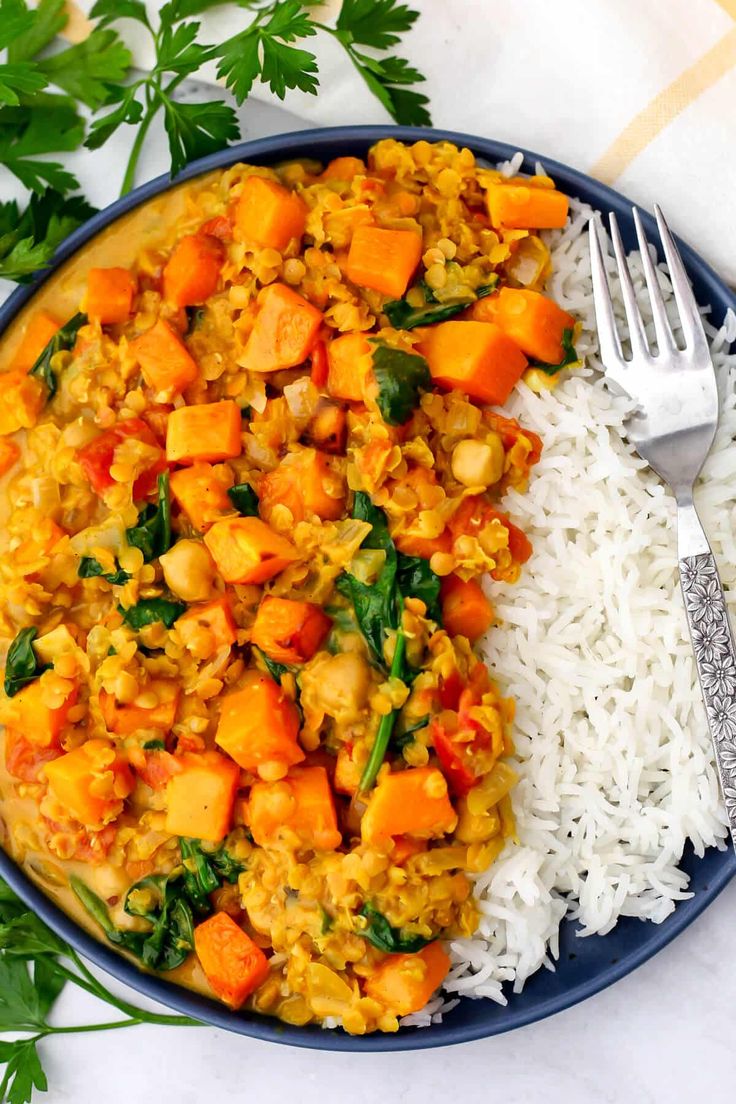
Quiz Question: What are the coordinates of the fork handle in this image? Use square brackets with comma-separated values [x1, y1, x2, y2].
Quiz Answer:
[677, 499, 736, 851]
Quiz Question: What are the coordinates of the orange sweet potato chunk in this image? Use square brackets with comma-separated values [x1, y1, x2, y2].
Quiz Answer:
[215, 673, 304, 777]
[345, 226, 422, 298]
[130, 319, 198, 394]
[364, 943, 451, 1016]
[234, 175, 307, 251]
[194, 911, 269, 1009]
[166, 400, 242, 464]
[361, 767, 457, 843]
[164, 750, 240, 842]
[204, 517, 297, 585]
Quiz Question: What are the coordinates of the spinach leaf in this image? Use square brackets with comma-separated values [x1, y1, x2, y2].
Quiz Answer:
[530, 327, 579, 376]
[119, 597, 185, 630]
[396, 554, 442, 624]
[393, 714, 430, 750]
[142, 738, 165, 750]
[78, 556, 131, 586]
[335, 492, 399, 666]
[30, 311, 87, 399]
[185, 305, 205, 334]
[319, 906, 333, 935]
[73, 841, 242, 973]
[3, 627, 49, 698]
[369, 342, 430, 426]
[227, 481, 259, 516]
[359, 904, 433, 954]
[123, 875, 194, 971]
[179, 838, 243, 916]
[384, 277, 498, 331]
[254, 646, 291, 686]
[126, 471, 171, 562]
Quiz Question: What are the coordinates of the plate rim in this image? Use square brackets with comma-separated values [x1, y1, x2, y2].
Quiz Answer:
[1, 123, 734, 1052]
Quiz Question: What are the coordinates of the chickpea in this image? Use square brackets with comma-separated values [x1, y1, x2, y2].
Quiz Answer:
[159, 539, 215, 602]
[451, 433, 505, 488]
[317, 652, 371, 722]
[455, 797, 501, 844]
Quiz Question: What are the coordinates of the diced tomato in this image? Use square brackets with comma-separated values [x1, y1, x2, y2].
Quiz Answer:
[310, 340, 328, 387]
[199, 215, 233, 242]
[438, 669, 464, 711]
[449, 496, 532, 565]
[5, 730, 62, 781]
[134, 749, 179, 792]
[433, 663, 493, 796]
[77, 418, 167, 499]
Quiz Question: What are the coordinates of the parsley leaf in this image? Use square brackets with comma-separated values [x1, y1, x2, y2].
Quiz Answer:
[215, 1, 319, 103]
[0, 189, 96, 282]
[161, 96, 240, 177]
[6, 0, 66, 62]
[36, 30, 132, 110]
[0, 1037, 47, 1104]
[336, 0, 419, 50]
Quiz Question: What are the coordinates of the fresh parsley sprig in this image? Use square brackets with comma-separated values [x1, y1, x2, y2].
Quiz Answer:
[0, 879, 198, 1104]
[0, 0, 430, 283]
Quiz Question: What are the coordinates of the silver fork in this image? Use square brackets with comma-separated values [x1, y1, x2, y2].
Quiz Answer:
[589, 207, 736, 853]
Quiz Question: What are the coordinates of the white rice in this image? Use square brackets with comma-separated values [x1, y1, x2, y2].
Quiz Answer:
[404, 192, 736, 1027]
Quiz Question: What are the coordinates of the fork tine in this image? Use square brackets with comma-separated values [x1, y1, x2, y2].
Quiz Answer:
[653, 205, 709, 352]
[632, 207, 676, 354]
[588, 216, 625, 370]
[608, 212, 649, 356]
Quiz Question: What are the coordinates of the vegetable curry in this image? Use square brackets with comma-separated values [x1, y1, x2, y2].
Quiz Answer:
[0, 139, 577, 1034]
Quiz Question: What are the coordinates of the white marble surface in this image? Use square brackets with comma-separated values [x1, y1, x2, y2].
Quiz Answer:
[5, 4, 736, 1097]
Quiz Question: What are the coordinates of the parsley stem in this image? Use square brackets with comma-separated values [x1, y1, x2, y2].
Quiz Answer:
[119, 83, 157, 197]
[62, 953, 199, 1027]
[359, 629, 407, 792]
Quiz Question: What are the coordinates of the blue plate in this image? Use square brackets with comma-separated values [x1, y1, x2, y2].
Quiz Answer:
[1, 126, 734, 1051]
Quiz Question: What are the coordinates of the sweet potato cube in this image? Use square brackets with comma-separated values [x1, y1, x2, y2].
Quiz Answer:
[204, 516, 297, 585]
[345, 226, 422, 298]
[251, 596, 331, 666]
[166, 400, 242, 464]
[163, 233, 224, 306]
[130, 318, 199, 394]
[215, 673, 304, 777]
[194, 911, 269, 1009]
[0, 370, 45, 435]
[234, 175, 307, 251]
[361, 767, 457, 843]
[170, 462, 233, 532]
[326, 333, 373, 402]
[164, 750, 240, 842]
[470, 288, 575, 365]
[364, 943, 451, 1016]
[485, 184, 569, 230]
[247, 766, 341, 851]
[321, 156, 366, 181]
[99, 679, 180, 736]
[258, 448, 345, 524]
[44, 739, 134, 829]
[177, 596, 237, 657]
[419, 320, 528, 406]
[9, 674, 78, 748]
[10, 310, 60, 373]
[440, 575, 493, 642]
[85, 267, 136, 324]
[240, 283, 322, 374]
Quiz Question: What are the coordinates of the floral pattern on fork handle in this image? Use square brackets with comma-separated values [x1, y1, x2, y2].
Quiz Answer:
[681, 552, 736, 838]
